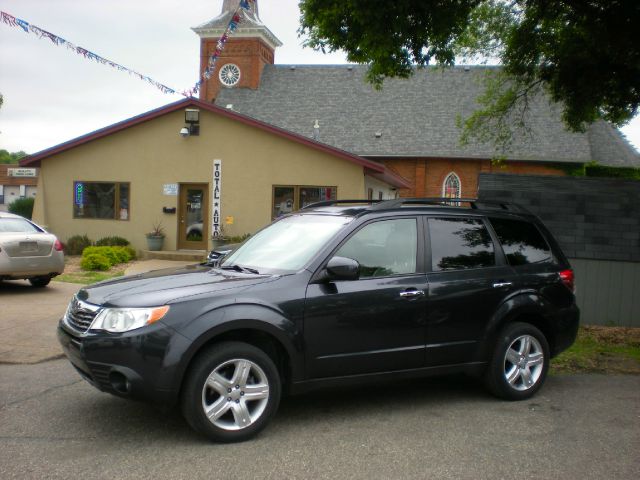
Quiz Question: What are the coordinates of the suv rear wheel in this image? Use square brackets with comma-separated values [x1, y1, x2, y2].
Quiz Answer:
[485, 322, 549, 400]
[181, 341, 281, 442]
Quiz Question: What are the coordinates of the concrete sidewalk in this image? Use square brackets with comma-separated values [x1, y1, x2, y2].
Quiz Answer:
[0, 259, 198, 364]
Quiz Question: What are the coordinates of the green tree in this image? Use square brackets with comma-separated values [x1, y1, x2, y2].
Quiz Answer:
[0, 150, 28, 164]
[299, 0, 640, 150]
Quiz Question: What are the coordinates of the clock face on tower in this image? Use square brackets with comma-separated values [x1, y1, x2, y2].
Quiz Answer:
[219, 63, 241, 87]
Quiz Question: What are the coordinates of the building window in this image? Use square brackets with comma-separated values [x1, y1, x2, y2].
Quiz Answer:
[442, 172, 461, 200]
[73, 181, 130, 220]
[272, 185, 336, 218]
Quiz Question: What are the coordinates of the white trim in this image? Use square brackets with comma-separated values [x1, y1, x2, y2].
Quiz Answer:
[442, 172, 462, 198]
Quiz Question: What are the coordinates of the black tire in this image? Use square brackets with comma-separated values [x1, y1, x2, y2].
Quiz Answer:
[485, 322, 550, 400]
[181, 341, 281, 442]
[29, 276, 51, 288]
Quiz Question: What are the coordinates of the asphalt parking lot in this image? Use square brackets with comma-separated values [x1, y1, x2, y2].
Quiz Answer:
[1, 278, 639, 479]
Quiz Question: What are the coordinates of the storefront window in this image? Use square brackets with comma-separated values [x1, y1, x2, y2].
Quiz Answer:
[73, 181, 130, 220]
[272, 185, 336, 218]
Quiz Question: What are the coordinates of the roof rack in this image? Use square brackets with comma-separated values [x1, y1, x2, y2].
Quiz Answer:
[301, 199, 384, 209]
[368, 197, 531, 213]
[301, 198, 531, 214]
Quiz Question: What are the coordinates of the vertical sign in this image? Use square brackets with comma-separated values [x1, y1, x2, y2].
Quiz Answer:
[74, 182, 84, 205]
[212, 159, 222, 238]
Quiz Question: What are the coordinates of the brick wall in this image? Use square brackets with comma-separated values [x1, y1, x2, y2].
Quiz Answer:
[200, 37, 275, 102]
[383, 158, 565, 198]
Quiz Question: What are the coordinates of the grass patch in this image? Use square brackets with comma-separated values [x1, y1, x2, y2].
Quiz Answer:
[55, 270, 125, 285]
[551, 326, 640, 375]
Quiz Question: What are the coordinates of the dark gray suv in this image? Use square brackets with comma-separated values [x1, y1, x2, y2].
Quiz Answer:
[58, 198, 579, 442]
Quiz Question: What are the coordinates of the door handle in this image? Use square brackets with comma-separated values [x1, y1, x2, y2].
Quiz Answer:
[399, 289, 425, 298]
[492, 282, 513, 288]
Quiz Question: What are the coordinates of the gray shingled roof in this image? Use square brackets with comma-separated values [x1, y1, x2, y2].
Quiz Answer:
[215, 65, 639, 167]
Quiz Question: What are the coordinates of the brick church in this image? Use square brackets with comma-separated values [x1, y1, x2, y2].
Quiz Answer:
[193, 0, 639, 199]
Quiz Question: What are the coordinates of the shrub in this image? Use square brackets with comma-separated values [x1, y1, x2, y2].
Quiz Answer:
[95, 236, 130, 247]
[66, 235, 93, 255]
[83, 246, 118, 266]
[124, 246, 137, 261]
[8, 197, 35, 219]
[81, 246, 136, 266]
[112, 246, 132, 263]
[80, 253, 111, 271]
[227, 233, 251, 244]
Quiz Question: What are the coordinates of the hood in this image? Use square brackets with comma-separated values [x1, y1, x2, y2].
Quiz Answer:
[76, 264, 276, 307]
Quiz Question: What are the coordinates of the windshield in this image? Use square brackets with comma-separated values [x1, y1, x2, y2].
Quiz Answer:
[221, 214, 353, 273]
[0, 218, 42, 233]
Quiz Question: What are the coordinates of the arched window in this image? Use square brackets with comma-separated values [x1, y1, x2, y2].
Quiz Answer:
[442, 172, 461, 200]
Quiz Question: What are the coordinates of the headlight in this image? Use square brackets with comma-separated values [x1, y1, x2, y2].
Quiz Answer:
[90, 306, 170, 333]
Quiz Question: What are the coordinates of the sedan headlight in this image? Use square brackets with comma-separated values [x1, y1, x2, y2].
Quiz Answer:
[90, 306, 170, 333]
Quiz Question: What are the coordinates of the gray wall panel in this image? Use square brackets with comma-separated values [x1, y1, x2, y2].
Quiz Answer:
[571, 258, 640, 327]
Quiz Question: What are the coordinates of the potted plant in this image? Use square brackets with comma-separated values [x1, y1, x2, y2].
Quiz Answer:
[146, 222, 165, 251]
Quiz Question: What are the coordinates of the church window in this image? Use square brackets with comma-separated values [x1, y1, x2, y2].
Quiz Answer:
[442, 172, 461, 200]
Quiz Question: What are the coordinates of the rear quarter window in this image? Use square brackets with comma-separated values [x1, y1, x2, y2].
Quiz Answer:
[489, 217, 553, 266]
[428, 217, 495, 271]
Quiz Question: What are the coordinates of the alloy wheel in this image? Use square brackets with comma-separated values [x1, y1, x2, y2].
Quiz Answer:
[503, 334, 545, 391]
[201, 358, 270, 431]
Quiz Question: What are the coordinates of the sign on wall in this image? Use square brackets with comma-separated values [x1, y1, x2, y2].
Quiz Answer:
[212, 159, 222, 238]
[8, 168, 37, 177]
[163, 183, 178, 196]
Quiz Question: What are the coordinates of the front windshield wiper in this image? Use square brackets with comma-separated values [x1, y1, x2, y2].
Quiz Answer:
[220, 264, 260, 274]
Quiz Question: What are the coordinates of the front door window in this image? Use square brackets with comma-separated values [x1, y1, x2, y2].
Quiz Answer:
[178, 184, 209, 250]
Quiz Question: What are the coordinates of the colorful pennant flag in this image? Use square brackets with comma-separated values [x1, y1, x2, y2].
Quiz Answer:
[0, 2, 258, 98]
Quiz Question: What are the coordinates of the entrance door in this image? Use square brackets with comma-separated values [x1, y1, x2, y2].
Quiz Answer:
[178, 183, 209, 250]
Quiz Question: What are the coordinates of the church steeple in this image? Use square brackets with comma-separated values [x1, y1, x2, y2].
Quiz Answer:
[192, 0, 282, 102]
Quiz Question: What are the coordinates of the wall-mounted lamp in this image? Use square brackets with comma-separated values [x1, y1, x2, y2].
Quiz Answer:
[180, 108, 200, 137]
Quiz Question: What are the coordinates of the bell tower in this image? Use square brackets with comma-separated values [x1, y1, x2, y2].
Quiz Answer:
[192, 0, 282, 102]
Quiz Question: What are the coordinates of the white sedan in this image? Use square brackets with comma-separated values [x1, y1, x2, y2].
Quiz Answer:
[0, 212, 64, 287]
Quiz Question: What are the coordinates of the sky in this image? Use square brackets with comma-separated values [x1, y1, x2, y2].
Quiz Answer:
[1, 0, 639, 155]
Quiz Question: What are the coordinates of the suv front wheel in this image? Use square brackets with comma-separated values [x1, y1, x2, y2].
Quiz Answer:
[485, 322, 550, 400]
[181, 341, 281, 442]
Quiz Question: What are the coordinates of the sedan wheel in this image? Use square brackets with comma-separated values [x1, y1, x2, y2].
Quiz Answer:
[182, 341, 281, 442]
[29, 276, 51, 287]
[485, 322, 549, 400]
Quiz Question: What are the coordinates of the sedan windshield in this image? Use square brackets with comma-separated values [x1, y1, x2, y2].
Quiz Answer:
[0, 218, 42, 233]
[221, 214, 352, 273]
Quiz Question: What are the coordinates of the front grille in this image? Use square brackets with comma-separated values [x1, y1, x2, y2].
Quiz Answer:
[66, 297, 100, 332]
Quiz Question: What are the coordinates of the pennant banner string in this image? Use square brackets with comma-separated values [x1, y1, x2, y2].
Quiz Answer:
[1, 1, 256, 98]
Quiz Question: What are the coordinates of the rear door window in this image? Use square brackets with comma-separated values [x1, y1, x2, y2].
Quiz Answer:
[489, 217, 553, 266]
[428, 217, 495, 271]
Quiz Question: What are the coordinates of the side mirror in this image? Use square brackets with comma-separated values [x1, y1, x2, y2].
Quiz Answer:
[326, 256, 360, 281]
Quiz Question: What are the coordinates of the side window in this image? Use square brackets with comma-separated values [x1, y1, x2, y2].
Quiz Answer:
[336, 218, 417, 278]
[489, 217, 553, 266]
[429, 217, 495, 271]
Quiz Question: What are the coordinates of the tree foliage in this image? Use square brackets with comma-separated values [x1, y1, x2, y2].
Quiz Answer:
[0, 149, 28, 164]
[299, 0, 640, 148]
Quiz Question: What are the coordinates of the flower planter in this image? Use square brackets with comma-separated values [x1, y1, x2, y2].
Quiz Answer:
[146, 235, 164, 251]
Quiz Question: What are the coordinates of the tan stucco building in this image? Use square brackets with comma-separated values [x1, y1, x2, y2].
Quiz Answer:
[21, 99, 407, 252]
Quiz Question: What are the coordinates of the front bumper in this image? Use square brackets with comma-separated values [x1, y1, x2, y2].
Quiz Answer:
[57, 319, 190, 406]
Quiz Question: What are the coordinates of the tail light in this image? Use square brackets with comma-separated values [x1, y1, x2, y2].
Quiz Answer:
[54, 239, 64, 252]
[559, 269, 574, 293]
